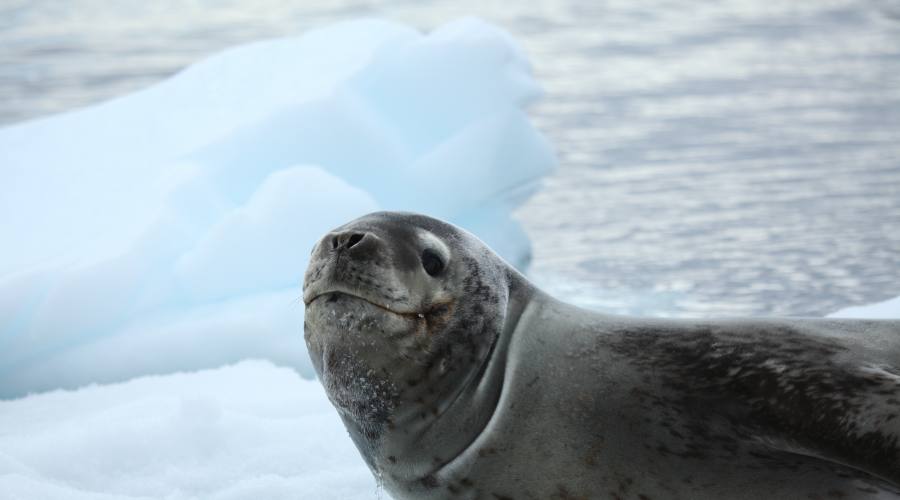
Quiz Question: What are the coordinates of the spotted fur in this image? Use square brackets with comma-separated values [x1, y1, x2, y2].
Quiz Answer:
[304, 212, 900, 500]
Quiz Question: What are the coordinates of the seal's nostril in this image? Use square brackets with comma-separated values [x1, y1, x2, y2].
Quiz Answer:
[328, 231, 368, 252]
[347, 233, 364, 249]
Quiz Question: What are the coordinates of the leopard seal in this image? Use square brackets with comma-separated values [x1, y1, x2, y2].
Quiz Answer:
[303, 211, 900, 500]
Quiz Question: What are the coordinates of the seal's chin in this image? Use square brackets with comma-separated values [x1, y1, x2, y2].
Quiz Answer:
[304, 292, 406, 428]
[320, 345, 396, 424]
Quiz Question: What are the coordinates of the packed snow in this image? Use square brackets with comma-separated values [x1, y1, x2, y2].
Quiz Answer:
[0, 361, 377, 500]
[0, 18, 555, 399]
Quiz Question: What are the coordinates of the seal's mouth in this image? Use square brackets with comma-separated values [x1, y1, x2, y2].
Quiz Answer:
[305, 287, 455, 331]
[304, 276, 408, 309]
[306, 290, 422, 319]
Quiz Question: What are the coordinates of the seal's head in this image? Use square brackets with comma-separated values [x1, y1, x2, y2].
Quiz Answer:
[303, 212, 524, 469]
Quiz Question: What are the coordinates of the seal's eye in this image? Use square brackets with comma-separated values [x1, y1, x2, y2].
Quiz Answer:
[421, 249, 444, 277]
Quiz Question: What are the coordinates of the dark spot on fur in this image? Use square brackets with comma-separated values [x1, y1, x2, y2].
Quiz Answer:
[421, 474, 438, 489]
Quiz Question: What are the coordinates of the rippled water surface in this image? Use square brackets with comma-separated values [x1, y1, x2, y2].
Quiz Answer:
[2, 0, 899, 317]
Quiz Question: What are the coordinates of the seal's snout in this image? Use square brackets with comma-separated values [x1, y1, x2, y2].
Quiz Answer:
[304, 212, 462, 314]
[304, 225, 405, 309]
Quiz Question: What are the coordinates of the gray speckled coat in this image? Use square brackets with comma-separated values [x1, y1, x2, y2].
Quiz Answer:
[304, 212, 900, 500]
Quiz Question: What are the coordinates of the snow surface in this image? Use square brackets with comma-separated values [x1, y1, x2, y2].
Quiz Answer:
[0, 18, 555, 399]
[0, 360, 378, 500]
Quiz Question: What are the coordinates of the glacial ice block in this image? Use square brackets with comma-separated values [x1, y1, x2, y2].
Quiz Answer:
[0, 18, 556, 398]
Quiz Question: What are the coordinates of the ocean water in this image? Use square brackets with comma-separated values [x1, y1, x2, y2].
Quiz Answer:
[2, 0, 899, 317]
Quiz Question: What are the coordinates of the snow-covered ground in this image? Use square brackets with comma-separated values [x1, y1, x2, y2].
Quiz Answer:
[0, 18, 555, 399]
[0, 361, 377, 500]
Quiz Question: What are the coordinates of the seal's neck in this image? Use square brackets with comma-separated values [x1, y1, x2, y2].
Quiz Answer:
[367, 268, 536, 490]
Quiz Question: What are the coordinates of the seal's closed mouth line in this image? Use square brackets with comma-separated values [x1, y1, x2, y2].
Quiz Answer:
[307, 291, 420, 319]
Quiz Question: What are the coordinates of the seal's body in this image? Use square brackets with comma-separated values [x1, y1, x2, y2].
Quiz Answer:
[303, 212, 900, 500]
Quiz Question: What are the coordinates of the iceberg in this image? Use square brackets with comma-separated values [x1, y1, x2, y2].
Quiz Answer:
[0, 18, 556, 398]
